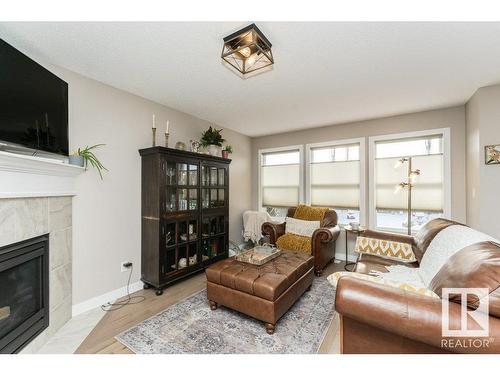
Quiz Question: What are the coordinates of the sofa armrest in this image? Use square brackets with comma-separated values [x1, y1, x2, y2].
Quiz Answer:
[362, 229, 414, 245]
[335, 276, 500, 353]
[312, 225, 340, 244]
[261, 221, 286, 244]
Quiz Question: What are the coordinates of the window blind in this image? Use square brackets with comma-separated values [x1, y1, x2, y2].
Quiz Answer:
[309, 144, 360, 209]
[261, 150, 300, 207]
[375, 135, 444, 212]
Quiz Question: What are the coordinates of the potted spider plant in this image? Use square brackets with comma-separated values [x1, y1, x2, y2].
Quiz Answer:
[69, 144, 108, 179]
[200, 126, 225, 156]
[222, 145, 233, 159]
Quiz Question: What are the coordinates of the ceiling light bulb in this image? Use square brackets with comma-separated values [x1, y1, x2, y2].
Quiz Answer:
[239, 47, 251, 58]
[246, 53, 257, 66]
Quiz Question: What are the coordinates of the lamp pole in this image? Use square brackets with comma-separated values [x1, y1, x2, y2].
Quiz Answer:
[407, 157, 413, 235]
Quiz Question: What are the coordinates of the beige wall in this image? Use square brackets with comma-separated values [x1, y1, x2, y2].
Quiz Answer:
[50, 66, 251, 306]
[466, 84, 500, 239]
[251, 105, 467, 225]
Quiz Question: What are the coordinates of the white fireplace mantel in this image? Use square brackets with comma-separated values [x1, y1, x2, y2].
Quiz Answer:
[0, 150, 84, 177]
[0, 151, 84, 199]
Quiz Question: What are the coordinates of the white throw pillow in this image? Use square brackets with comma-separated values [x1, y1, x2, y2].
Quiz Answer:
[285, 217, 320, 237]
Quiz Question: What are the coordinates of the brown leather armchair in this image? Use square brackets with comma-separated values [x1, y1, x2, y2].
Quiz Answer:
[335, 218, 500, 354]
[262, 207, 340, 276]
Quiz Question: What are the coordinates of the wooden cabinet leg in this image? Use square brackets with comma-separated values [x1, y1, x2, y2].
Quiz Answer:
[209, 300, 218, 310]
[265, 323, 276, 334]
[306, 284, 312, 292]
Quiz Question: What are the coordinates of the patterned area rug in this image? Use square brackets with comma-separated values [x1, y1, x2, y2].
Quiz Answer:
[115, 276, 336, 354]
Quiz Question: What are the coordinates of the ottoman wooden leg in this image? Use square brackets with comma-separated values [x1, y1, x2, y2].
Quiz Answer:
[265, 323, 276, 335]
[306, 285, 312, 292]
[209, 300, 218, 310]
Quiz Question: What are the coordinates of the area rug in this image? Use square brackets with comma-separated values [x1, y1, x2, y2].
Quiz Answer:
[115, 276, 336, 354]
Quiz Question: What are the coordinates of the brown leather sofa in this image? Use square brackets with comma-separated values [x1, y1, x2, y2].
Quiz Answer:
[262, 207, 340, 276]
[335, 218, 500, 354]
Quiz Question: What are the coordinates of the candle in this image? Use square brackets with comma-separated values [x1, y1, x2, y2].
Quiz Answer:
[152, 114, 156, 129]
[166, 120, 170, 134]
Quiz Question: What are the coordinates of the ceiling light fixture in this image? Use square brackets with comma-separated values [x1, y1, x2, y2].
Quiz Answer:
[221, 23, 274, 77]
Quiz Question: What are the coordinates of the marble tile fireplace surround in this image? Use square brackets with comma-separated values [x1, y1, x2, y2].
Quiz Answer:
[0, 196, 73, 353]
[0, 152, 82, 353]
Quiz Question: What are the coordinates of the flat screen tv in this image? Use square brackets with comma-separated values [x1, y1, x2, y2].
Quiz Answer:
[0, 38, 69, 156]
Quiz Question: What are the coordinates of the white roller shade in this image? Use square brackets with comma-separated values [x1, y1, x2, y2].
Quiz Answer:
[261, 163, 300, 207]
[310, 160, 360, 208]
[375, 157, 407, 210]
[411, 154, 443, 211]
[375, 154, 443, 211]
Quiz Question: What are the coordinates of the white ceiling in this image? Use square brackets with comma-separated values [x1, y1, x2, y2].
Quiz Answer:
[2, 22, 500, 137]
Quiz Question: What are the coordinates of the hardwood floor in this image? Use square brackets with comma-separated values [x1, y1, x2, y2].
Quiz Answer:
[75, 261, 345, 354]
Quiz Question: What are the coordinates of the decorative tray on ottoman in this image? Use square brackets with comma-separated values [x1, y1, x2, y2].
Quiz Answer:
[235, 244, 281, 265]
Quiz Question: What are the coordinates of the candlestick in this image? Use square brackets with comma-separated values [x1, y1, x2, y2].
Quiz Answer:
[165, 132, 170, 148]
[152, 127, 157, 147]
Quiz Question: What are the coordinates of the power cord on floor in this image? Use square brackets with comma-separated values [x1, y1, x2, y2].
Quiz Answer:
[100, 264, 146, 312]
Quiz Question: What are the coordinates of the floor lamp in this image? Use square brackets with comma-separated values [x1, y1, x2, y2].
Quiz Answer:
[395, 157, 420, 235]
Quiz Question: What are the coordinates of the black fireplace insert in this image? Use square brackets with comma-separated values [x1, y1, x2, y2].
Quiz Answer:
[0, 235, 49, 354]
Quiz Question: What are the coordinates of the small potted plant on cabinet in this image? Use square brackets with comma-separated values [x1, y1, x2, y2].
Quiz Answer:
[222, 145, 233, 159]
[200, 126, 225, 156]
[69, 144, 108, 179]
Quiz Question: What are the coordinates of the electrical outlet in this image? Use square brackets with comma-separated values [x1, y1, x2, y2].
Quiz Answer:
[121, 261, 132, 272]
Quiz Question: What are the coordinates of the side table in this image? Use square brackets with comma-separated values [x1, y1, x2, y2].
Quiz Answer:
[344, 225, 366, 272]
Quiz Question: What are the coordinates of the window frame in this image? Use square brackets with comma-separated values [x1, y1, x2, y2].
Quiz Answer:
[368, 128, 451, 233]
[257, 144, 304, 213]
[305, 137, 366, 226]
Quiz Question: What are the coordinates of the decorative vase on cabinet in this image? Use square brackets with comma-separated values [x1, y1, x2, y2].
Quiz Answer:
[139, 146, 231, 296]
[207, 144, 220, 157]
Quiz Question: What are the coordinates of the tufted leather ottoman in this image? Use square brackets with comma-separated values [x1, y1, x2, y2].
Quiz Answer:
[205, 251, 314, 334]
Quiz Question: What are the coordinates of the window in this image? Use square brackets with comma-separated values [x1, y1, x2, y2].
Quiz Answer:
[370, 129, 450, 233]
[306, 139, 365, 225]
[259, 146, 303, 218]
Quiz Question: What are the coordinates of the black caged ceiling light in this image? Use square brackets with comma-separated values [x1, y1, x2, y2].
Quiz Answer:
[221, 23, 274, 77]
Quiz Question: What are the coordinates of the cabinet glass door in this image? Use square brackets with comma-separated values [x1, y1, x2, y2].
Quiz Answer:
[188, 164, 198, 186]
[177, 164, 188, 186]
[166, 161, 177, 185]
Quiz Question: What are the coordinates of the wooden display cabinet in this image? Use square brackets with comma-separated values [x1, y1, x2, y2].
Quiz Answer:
[139, 147, 231, 295]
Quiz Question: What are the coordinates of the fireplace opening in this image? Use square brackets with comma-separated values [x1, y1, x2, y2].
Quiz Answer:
[0, 235, 49, 354]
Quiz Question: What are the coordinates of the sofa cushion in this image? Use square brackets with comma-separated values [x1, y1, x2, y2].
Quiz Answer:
[429, 241, 500, 318]
[276, 233, 312, 255]
[293, 204, 329, 222]
[205, 252, 314, 301]
[355, 236, 416, 263]
[419, 225, 498, 286]
[328, 271, 439, 299]
[413, 218, 463, 262]
[285, 217, 320, 237]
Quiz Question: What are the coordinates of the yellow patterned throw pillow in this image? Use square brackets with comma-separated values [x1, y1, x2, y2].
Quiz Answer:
[327, 271, 439, 299]
[276, 233, 312, 255]
[355, 236, 416, 263]
[293, 205, 329, 222]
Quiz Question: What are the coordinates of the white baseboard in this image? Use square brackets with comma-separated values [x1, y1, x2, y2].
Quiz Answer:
[72, 281, 143, 317]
